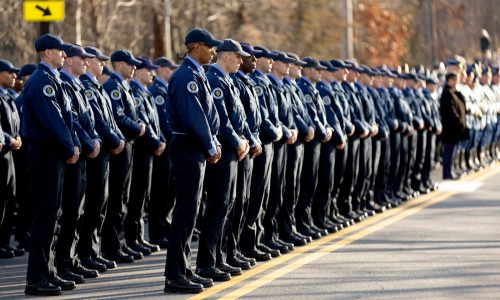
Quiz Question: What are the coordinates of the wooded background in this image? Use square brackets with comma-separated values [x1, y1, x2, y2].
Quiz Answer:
[1, 0, 498, 68]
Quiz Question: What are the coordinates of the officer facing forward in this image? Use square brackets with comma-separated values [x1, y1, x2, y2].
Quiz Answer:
[164, 28, 221, 294]
[23, 34, 80, 296]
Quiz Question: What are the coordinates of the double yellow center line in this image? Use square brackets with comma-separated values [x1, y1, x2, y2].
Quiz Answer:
[189, 165, 500, 300]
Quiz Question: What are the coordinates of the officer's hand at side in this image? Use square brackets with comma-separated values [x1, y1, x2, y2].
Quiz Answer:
[360, 128, 369, 139]
[371, 124, 379, 137]
[10, 137, 22, 150]
[393, 120, 399, 130]
[111, 140, 126, 155]
[0, 143, 3, 152]
[88, 139, 101, 158]
[305, 126, 315, 142]
[287, 129, 298, 145]
[237, 138, 250, 161]
[66, 146, 80, 164]
[348, 125, 355, 137]
[138, 123, 146, 137]
[275, 126, 283, 142]
[321, 128, 332, 143]
[336, 140, 346, 150]
[250, 143, 262, 159]
[207, 146, 221, 164]
[154, 142, 166, 156]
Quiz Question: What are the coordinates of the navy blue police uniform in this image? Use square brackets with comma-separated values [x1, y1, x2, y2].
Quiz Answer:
[164, 28, 221, 293]
[196, 41, 252, 280]
[296, 58, 330, 239]
[229, 58, 263, 263]
[147, 57, 178, 247]
[126, 62, 165, 255]
[23, 34, 80, 296]
[78, 46, 124, 271]
[57, 46, 101, 282]
[240, 47, 281, 260]
[102, 50, 144, 262]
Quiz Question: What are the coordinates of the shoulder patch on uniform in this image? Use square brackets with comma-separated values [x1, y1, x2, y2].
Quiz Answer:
[212, 87, 224, 100]
[133, 96, 142, 106]
[304, 94, 313, 104]
[84, 90, 95, 101]
[322, 96, 331, 106]
[42, 85, 55, 97]
[110, 89, 121, 100]
[255, 85, 263, 96]
[187, 81, 199, 94]
[155, 95, 165, 105]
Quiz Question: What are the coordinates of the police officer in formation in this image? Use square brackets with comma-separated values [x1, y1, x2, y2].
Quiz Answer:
[1, 28, 499, 297]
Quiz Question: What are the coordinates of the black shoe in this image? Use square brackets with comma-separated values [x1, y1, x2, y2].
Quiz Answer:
[217, 262, 242, 276]
[94, 256, 116, 269]
[366, 202, 385, 213]
[276, 239, 295, 251]
[73, 265, 99, 278]
[241, 249, 271, 262]
[6, 245, 25, 256]
[164, 277, 203, 294]
[258, 244, 281, 257]
[50, 275, 76, 290]
[265, 240, 289, 254]
[127, 242, 151, 256]
[299, 228, 321, 240]
[103, 250, 134, 264]
[58, 269, 85, 284]
[196, 266, 231, 281]
[293, 231, 312, 243]
[149, 238, 169, 249]
[345, 212, 363, 223]
[227, 256, 251, 270]
[25, 281, 61, 296]
[140, 240, 160, 253]
[321, 221, 339, 233]
[0, 247, 14, 259]
[236, 253, 257, 266]
[122, 245, 144, 259]
[281, 234, 307, 247]
[189, 273, 214, 288]
[310, 224, 328, 236]
[81, 258, 107, 273]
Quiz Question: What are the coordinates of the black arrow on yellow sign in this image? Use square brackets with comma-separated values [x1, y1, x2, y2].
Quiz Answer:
[35, 5, 52, 16]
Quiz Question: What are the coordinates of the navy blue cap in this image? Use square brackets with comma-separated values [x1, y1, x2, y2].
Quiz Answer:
[271, 51, 295, 63]
[84, 46, 110, 61]
[402, 73, 419, 81]
[330, 59, 349, 69]
[492, 67, 499, 76]
[426, 77, 437, 85]
[184, 28, 222, 47]
[466, 65, 475, 75]
[35, 33, 72, 52]
[302, 57, 327, 70]
[320, 60, 338, 72]
[217, 39, 250, 57]
[254, 46, 277, 59]
[18, 64, 37, 77]
[286, 52, 307, 66]
[65, 44, 95, 59]
[482, 66, 491, 74]
[446, 58, 460, 66]
[240, 42, 257, 56]
[0, 59, 20, 73]
[136, 56, 159, 70]
[378, 67, 398, 78]
[102, 66, 112, 76]
[344, 60, 363, 72]
[154, 57, 178, 69]
[110, 49, 141, 66]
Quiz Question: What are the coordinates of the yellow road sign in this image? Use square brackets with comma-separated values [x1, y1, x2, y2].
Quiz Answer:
[23, 0, 65, 22]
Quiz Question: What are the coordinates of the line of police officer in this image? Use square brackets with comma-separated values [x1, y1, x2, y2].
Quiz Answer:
[0, 28, 499, 296]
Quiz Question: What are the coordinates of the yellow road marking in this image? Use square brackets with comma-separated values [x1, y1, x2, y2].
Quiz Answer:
[188, 165, 500, 300]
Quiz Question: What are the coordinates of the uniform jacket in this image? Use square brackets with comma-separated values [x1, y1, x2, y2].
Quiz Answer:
[21, 63, 79, 159]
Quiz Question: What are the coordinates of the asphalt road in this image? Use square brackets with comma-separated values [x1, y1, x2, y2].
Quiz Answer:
[1, 165, 499, 299]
